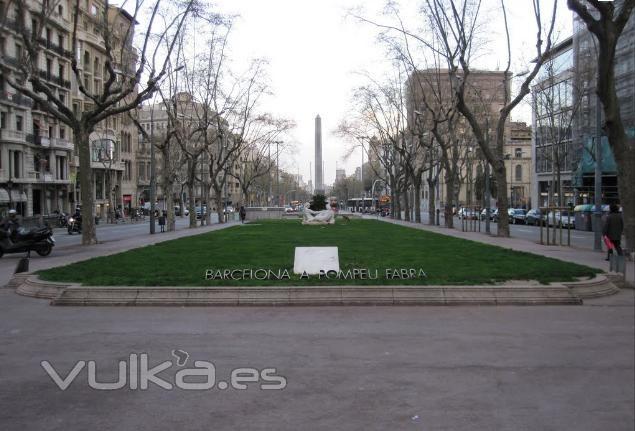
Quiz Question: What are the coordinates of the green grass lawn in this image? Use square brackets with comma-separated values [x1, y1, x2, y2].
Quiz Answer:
[38, 219, 599, 286]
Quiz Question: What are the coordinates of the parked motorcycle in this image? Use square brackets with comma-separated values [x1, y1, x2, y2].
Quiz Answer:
[0, 226, 55, 258]
[67, 216, 82, 235]
[58, 212, 68, 228]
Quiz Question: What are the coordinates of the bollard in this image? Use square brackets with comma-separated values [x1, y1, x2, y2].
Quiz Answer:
[436, 209, 440, 226]
[15, 251, 30, 273]
[610, 254, 626, 274]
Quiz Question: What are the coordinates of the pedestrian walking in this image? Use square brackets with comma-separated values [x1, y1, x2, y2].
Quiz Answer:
[603, 203, 623, 261]
[239, 205, 246, 224]
[158, 211, 166, 233]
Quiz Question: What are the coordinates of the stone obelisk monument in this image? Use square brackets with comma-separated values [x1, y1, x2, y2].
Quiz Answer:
[314, 115, 324, 194]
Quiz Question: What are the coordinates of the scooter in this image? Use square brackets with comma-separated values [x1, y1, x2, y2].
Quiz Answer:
[58, 212, 68, 228]
[67, 216, 82, 235]
[0, 226, 55, 258]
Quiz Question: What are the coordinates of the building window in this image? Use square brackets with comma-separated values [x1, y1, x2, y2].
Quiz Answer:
[16, 115, 23, 131]
[95, 171, 103, 200]
[515, 165, 522, 182]
[0, 112, 5, 129]
[11, 150, 22, 177]
[56, 156, 67, 180]
[60, 127, 65, 140]
[515, 148, 522, 158]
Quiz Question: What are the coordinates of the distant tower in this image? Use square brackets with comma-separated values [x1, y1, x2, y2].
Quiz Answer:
[314, 115, 324, 194]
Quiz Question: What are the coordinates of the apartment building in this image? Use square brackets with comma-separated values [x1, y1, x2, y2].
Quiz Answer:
[0, 0, 74, 217]
[407, 69, 511, 211]
[0, 0, 139, 219]
[138, 92, 244, 213]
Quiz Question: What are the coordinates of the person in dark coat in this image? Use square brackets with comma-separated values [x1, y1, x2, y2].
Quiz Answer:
[158, 211, 166, 233]
[603, 203, 623, 260]
[239, 206, 246, 224]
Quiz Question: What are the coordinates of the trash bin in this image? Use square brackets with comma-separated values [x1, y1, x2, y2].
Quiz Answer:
[574, 204, 593, 231]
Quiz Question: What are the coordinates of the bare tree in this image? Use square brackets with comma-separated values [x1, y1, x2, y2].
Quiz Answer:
[567, 0, 635, 252]
[336, 74, 408, 220]
[0, 0, 194, 244]
[230, 114, 295, 206]
[425, 0, 558, 236]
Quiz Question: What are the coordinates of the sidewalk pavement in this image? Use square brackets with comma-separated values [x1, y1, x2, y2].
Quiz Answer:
[1, 221, 240, 288]
[368, 216, 635, 287]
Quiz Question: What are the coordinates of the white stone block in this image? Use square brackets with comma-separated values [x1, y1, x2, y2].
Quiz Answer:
[293, 247, 340, 275]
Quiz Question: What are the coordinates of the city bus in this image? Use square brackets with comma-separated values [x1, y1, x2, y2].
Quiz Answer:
[346, 198, 377, 213]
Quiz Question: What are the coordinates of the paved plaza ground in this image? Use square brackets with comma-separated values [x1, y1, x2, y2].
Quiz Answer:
[0, 287, 633, 430]
[0, 217, 633, 430]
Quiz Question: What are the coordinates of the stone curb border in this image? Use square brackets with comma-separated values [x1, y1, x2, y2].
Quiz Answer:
[11, 274, 620, 306]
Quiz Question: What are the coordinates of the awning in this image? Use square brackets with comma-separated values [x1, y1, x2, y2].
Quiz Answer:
[123, 195, 132, 203]
[10, 190, 28, 202]
[573, 136, 617, 188]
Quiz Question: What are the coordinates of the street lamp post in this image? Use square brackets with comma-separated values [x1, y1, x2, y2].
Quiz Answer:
[273, 140, 282, 206]
[149, 106, 156, 234]
[485, 162, 491, 234]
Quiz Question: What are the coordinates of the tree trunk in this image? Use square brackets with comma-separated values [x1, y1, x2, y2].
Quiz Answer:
[443, 175, 454, 229]
[204, 182, 211, 226]
[495, 160, 510, 237]
[414, 181, 421, 223]
[394, 189, 401, 220]
[428, 177, 436, 226]
[214, 185, 224, 224]
[444, 171, 454, 229]
[76, 128, 98, 245]
[188, 180, 196, 228]
[161, 147, 175, 232]
[616, 144, 635, 254]
[404, 189, 411, 222]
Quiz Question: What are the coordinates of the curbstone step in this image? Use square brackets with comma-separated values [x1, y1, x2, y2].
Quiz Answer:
[12, 274, 618, 306]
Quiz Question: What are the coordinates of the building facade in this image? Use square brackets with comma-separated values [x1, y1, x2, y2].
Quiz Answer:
[407, 69, 511, 212]
[531, 3, 634, 209]
[1, 0, 74, 217]
[506, 121, 532, 209]
[570, 2, 634, 205]
[0, 0, 140, 220]
[531, 37, 575, 208]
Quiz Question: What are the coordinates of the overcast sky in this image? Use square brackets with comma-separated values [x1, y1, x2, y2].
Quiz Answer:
[205, 0, 573, 188]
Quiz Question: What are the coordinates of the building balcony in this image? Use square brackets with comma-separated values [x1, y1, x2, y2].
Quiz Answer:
[37, 38, 73, 60]
[90, 160, 125, 171]
[0, 129, 26, 143]
[50, 138, 74, 151]
[0, 91, 33, 108]
[48, 11, 72, 32]
[35, 135, 50, 147]
[37, 70, 72, 89]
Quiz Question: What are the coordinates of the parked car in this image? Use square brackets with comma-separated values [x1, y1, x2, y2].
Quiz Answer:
[559, 210, 574, 228]
[508, 208, 527, 224]
[458, 208, 478, 220]
[195, 206, 207, 219]
[480, 208, 496, 221]
[525, 209, 545, 226]
[547, 210, 575, 228]
[174, 206, 189, 216]
[490, 208, 499, 222]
